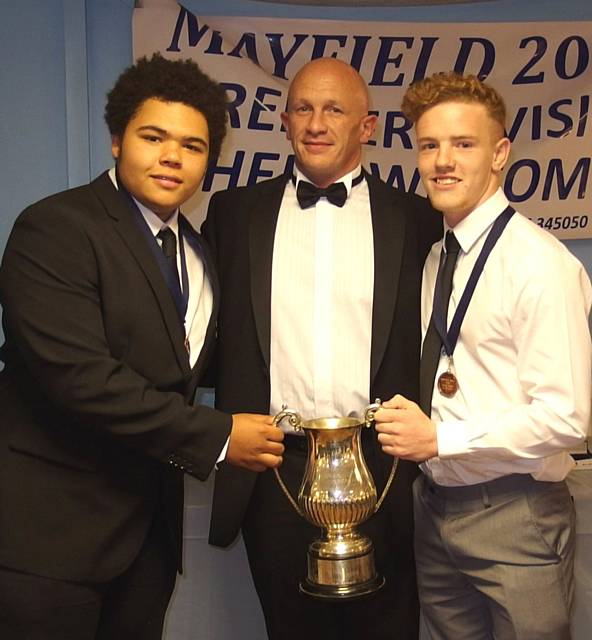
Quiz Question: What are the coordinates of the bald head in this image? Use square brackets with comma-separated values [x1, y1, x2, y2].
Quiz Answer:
[281, 58, 376, 187]
[287, 58, 370, 113]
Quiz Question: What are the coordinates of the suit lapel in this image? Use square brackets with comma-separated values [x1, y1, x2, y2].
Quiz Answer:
[248, 174, 290, 370]
[90, 172, 191, 377]
[367, 172, 406, 386]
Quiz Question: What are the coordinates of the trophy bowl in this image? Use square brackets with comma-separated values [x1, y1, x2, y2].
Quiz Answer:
[274, 401, 397, 600]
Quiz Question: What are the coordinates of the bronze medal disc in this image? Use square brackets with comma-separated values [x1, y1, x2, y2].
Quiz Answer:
[437, 371, 458, 397]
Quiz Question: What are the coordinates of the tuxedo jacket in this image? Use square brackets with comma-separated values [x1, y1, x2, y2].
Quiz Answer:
[203, 172, 442, 547]
[0, 171, 231, 583]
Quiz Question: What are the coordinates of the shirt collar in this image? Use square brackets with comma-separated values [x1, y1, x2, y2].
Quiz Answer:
[444, 188, 509, 255]
[109, 166, 179, 236]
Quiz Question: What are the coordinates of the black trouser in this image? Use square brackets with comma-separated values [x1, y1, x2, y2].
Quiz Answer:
[0, 514, 177, 640]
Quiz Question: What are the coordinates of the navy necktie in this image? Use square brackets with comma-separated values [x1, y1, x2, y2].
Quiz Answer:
[419, 231, 461, 415]
[157, 227, 180, 288]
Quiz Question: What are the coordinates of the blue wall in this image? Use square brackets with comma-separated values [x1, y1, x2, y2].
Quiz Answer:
[0, 0, 69, 252]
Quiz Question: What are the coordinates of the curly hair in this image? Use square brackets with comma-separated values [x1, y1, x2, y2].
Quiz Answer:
[402, 71, 506, 133]
[105, 53, 228, 164]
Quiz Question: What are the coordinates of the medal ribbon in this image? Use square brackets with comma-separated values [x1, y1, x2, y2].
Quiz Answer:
[433, 206, 515, 357]
[176, 232, 190, 321]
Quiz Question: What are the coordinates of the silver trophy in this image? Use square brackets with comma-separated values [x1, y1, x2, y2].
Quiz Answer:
[274, 400, 397, 600]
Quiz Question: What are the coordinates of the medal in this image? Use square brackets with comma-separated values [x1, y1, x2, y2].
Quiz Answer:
[437, 358, 458, 397]
[430, 206, 515, 402]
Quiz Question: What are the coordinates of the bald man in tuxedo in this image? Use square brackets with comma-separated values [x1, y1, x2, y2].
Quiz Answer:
[204, 58, 441, 639]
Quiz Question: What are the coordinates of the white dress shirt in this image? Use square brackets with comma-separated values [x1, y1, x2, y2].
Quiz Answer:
[270, 166, 374, 427]
[109, 168, 213, 368]
[421, 188, 592, 485]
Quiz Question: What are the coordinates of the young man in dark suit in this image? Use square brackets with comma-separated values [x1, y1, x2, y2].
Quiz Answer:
[0, 53, 283, 640]
[203, 57, 441, 639]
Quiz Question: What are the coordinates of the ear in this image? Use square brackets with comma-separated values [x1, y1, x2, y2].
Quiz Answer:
[493, 136, 511, 172]
[280, 111, 292, 141]
[111, 135, 121, 160]
[359, 113, 378, 144]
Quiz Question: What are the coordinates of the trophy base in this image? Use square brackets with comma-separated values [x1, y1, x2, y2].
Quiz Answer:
[299, 574, 385, 600]
[300, 540, 385, 600]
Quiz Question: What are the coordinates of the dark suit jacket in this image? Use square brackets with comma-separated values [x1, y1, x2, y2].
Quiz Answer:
[203, 171, 442, 548]
[0, 171, 231, 583]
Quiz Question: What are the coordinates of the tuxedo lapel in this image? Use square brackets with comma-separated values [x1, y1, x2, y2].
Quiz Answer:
[179, 215, 219, 394]
[90, 172, 191, 377]
[367, 173, 406, 386]
[248, 175, 289, 371]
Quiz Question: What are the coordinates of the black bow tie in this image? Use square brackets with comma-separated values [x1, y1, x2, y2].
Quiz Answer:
[296, 180, 347, 209]
[294, 173, 364, 209]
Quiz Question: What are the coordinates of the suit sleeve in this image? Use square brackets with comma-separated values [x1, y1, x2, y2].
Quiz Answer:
[0, 203, 231, 480]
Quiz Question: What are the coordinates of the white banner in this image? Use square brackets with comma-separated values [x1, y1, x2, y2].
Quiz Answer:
[133, 4, 592, 239]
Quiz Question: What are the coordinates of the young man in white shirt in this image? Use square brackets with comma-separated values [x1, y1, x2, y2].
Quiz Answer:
[375, 71, 592, 640]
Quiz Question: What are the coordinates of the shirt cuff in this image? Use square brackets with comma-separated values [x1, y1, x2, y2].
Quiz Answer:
[436, 420, 471, 458]
[215, 436, 230, 466]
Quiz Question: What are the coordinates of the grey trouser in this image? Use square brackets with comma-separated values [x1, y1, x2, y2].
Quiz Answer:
[414, 473, 575, 640]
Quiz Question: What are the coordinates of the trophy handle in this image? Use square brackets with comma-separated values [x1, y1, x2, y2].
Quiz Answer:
[363, 398, 382, 427]
[272, 406, 304, 517]
[273, 406, 303, 433]
[364, 399, 400, 513]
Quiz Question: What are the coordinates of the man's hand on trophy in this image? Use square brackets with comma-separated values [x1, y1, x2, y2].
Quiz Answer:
[374, 395, 438, 462]
[226, 414, 285, 472]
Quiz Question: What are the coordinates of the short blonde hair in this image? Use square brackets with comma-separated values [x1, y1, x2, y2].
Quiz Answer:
[402, 71, 506, 132]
